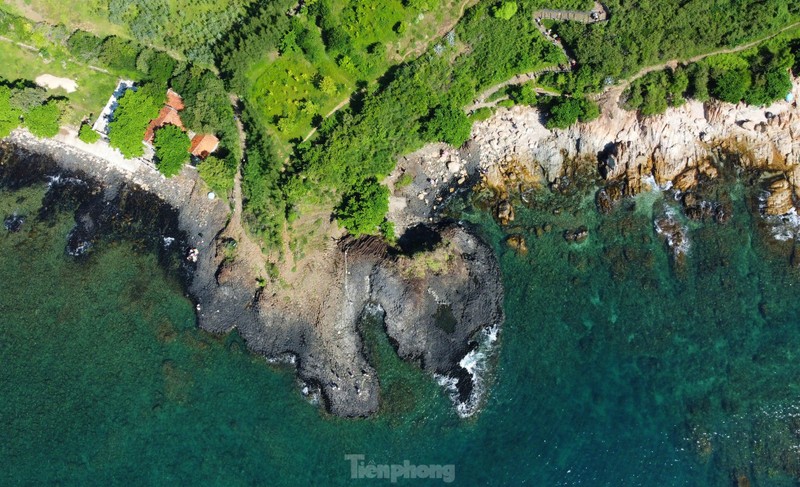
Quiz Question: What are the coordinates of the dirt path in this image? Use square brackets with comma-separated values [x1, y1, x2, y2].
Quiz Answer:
[222, 95, 271, 276]
[302, 95, 353, 142]
[466, 68, 564, 112]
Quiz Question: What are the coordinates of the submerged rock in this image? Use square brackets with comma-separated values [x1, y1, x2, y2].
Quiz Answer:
[496, 199, 515, 225]
[763, 178, 794, 216]
[506, 234, 528, 254]
[564, 226, 589, 243]
[3, 214, 24, 232]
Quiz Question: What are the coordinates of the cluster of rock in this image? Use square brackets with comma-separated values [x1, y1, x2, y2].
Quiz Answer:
[467, 80, 800, 220]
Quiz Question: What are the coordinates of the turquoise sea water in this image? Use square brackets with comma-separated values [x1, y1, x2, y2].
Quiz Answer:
[3, 165, 800, 486]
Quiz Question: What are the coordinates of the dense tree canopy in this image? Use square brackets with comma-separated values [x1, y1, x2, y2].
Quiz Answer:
[153, 124, 190, 177]
[0, 86, 22, 138]
[24, 101, 61, 138]
[108, 84, 163, 158]
[78, 123, 100, 144]
[335, 178, 390, 237]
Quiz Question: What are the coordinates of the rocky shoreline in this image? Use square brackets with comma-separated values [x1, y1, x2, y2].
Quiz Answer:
[389, 78, 800, 254]
[0, 129, 504, 418]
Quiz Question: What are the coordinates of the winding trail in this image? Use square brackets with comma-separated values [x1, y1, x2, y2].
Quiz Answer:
[224, 95, 270, 271]
[594, 20, 800, 111]
[302, 95, 353, 143]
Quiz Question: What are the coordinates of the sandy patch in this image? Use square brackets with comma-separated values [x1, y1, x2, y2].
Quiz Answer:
[35, 74, 78, 93]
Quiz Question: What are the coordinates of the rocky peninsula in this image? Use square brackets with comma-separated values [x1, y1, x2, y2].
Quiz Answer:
[0, 128, 504, 418]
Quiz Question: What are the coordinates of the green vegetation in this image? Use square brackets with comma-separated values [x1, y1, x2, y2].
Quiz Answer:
[107, 85, 163, 158]
[153, 124, 190, 177]
[492, 2, 518, 20]
[424, 104, 472, 147]
[106, 0, 256, 65]
[198, 155, 236, 196]
[335, 178, 390, 237]
[395, 172, 414, 189]
[24, 100, 61, 137]
[544, 96, 599, 129]
[552, 0, 800, 89]
[0, 85, 22, 138]
[78, 122, 100, 144]
[624, 35, 799, 115]
[508, 81, 538, 106]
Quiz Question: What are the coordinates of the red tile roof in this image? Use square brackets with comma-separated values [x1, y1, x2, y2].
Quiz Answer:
[144, 106, 185, 144]
[166, 88, 185, 111]
[190, 134, 220, 158]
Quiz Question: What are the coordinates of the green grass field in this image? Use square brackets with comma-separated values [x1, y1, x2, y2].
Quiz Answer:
[246, 51, 355, 143]
[4, 0, 125, 38]
[244, 0, 476, 147]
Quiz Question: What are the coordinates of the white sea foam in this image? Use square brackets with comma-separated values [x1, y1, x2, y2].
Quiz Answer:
[763, 207, 800, 242]
[436, 323, 500, 418]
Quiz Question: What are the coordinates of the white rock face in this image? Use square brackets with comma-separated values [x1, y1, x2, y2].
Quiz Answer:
[468, 77, 800, 196]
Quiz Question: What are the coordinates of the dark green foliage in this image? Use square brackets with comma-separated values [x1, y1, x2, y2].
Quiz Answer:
[745, 68, 793, 106]
[107, 84, 164, 158]
[508, 82, 538, 106]
[153, 124, 190, 177]
[545, 96, 599, 129]
[423, 104, 472, 147]
[555, 0, 798, 83]
[687, 63, 710, 102]
[624, 68, 690, 115]
[66, 31, 104, 63]
[99, 37, 141, 74]
[9, 85, 48, 113]
[198, 155, 236, 195]
[335, 178, 390, 237]
[24, 101, 61, 138]
[0, 85, 22, 138]
[216, 0, 296, 91]
[136, 49, 176, 84]
[711, 68, 751, 103]
[78, 123, 100, 144]
[240, 107, 285, 248]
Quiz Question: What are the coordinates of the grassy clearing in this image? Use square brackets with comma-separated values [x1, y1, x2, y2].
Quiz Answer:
[243, 0, 480, 147]
[246, 51, 354, 144]
[0, 40, 118, 126]
[4, 0, 125, 38]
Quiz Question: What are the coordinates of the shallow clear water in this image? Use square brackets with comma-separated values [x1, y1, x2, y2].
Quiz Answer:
[3, 169, 800, 486]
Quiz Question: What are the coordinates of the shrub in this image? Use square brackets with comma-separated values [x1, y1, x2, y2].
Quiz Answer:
[711, 68, 751, 104]
[198, 155, 236, 195]
[153, 124, 190, 177]
[0, 86, 21, 138]
[546, 96, 599, 129]
[492, 1, 518, 20]
[66, 31, 104, 63]
[78, 123, 100, 144]
[335, 178, 390, 236]
[423, 104, 473, 147]
[25, 101, 61, 138]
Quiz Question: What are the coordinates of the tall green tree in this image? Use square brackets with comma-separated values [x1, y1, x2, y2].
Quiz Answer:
[25, 101, 61, 138]
[108, 84, 163, 158]
[0, 86, 21, 138]
[335, 178, 389, 237]
[153, 124, 190, 177]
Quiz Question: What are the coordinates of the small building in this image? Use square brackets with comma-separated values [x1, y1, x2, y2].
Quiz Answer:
[190, 134, 220, 159]
[144, 89, 186, 144]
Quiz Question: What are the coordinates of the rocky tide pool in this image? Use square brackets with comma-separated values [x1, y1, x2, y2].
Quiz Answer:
[3, 150, 800, 486]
